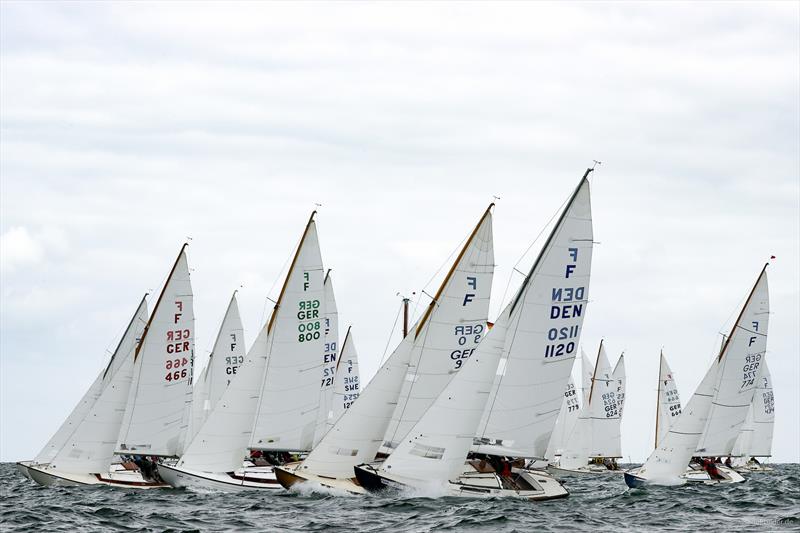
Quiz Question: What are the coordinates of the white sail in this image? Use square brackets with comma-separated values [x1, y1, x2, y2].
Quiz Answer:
[731, 404, 754, 458]
[560, 341, 621, 468]
[637, 358, 720, 483]
[475, 174, 594, 459]
[329, 327, 360, 427]
[613, 353, 626, 416]
[545, 372, 580, 460]
[580, 349, 594, 407]
[297, 333, 414, 479]
[696, 268, 770, 456]
[381, 207, 495, 451]
[51, 299, 148, 473]
[116, 246, 195, 457]
[250, 215, 326, 452]
[748, 361, 774, 457]
[33, 297, 148, 464]
[375, 307, 512, 485]
[189, 292, 245, 440]
[312, 273, 340, 447]
[655, 352, 682, 448]
[176, 324, 270, 473]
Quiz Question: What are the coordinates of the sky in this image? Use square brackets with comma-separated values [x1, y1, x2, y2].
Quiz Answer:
[1, 1, 798, 464]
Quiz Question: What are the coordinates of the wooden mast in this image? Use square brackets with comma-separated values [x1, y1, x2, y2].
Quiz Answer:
[402, 298, 410, 338]
[588, 339, 603, 406]
[135, 243, 188, 360]
[414, 203, 494, 339]
[655, 350, 663, 449]
[267, 211, 317, 335]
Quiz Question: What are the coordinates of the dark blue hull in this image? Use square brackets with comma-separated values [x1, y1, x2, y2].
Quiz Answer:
[624, 471, 647, 488]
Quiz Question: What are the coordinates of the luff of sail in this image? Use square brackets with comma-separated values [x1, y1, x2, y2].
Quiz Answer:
[381, 205, 495, 451]
[115, 245, 195, 457]
[475, 171, 594, 459]
[250, 213, 326, 452]
[696, 266, 770, 456]
[51, 297, 149, 474]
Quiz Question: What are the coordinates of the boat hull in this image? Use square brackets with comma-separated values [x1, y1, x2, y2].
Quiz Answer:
[158, 463, 283, 492]
[354, 464, 569, 501]
[624, 465, 745, 487]
[273, 462, 366, 494]
[548, 465, 625, 476]
[27, 465, 167, 489]
[16, 461, 34, 480]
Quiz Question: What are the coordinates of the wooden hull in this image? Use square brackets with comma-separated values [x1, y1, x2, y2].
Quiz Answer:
[273, 462, 366, 494]
[158, 463, 283, 492]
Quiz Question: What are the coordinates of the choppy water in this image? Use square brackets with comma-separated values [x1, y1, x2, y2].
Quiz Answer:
[1, 463, 798, 532]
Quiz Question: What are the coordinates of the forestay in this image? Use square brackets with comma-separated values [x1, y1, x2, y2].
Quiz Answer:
[189, 292, 245, 440]
[116, 246, 195, 457]
[382, 206, 495, 451]
[475, 174, 594, 459]
[312, 273, 340, 447]
[655, 352, 682, 449]
[52, 298, 149, 473]
[250, 215, 326, 452]
[696, 267, 770, 456]
[329, 327, 360, 428]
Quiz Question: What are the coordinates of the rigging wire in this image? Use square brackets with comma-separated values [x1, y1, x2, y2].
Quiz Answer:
[378, 299, 404, 366]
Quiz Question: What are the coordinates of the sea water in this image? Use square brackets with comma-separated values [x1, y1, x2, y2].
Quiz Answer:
[1, 463, 797, 532]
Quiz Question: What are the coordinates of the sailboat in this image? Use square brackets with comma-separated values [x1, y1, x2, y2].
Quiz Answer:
[158, 212, 328, 490]
[654, 351, 682, 449]
[549, 340, 623, 475]
[353, 169, 594, 500]
[21, 296, 151, 486]
[274, 204, 496, 494]
[189, 292, 246, 442]
[625, 264, 770, 487]
[730, 360, 774, 472]
[311, 272, 340, 447]
[541, 371, 580, 466]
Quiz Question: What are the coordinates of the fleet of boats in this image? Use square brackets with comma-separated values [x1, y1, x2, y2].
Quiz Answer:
[16, 167, 778, 498]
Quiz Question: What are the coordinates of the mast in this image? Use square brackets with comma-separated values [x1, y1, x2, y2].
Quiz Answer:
[655, 351, 662, 449]
[414, 203, 493, 338]
[135, 243, 188, 360]
[716, 263, 769, 362]
[402, 298, 410, 338]
[588, 339, 603, 405]
[268, 211, 317, 334]
[509, 167, 593, 316]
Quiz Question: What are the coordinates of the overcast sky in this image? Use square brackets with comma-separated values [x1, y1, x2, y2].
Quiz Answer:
[1, 1, 798, 464]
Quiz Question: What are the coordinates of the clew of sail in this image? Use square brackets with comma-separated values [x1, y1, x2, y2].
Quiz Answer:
[115, 245, 195, 457]
[474, 173, 594, 459]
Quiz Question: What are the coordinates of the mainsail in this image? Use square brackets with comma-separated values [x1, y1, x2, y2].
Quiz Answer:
[475, 172, 594, 459]
[189, 292, 245, 440]
[613, 353, 626, 416]
[329, 327, 360, 427]
[381, 205, 495, 451]
[696, 266, 770, 456]
[312, 272, 340, 447]
[544, 372, 580, 460]
[732, 360, 774, 458]
[250, 213, 326, 452]
[116, 245, 195, 457]
[654, 352, 682, 449]
[580, 349, 595, 408]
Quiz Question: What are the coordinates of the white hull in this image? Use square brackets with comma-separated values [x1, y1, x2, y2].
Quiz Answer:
[356, 463, 569, 501]
[158, 463, 283, 492]
[27, 464, 167, 489]
[273, 461, 366, 494]
[625, 464, 745, 487]
[548, 465, 625, 476]
[16, 461, 34, 480]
